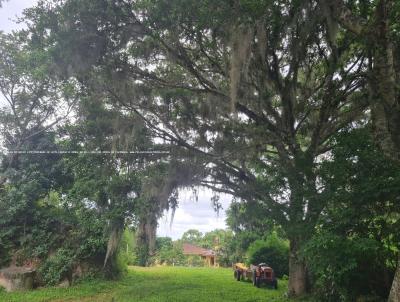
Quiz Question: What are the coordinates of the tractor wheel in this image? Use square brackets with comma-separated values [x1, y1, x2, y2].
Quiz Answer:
[235, 270, 241, 281]
[256, 277, 260, 288]
[252, 271, 257, 286]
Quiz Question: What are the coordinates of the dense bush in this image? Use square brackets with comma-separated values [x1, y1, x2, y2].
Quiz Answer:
[246, 232, 289, 277]
[155, 239, 185, 266]
[304, 232, 394, 302]
[38, 248, 75, 285]
[0, 186, 116, 285]
[305, 128, 400, 301]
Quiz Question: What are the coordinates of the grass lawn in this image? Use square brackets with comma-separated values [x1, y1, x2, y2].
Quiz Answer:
[0, 266, 292, 302]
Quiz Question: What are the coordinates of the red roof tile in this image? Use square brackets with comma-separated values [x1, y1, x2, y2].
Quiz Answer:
[182, 243, 214, 256]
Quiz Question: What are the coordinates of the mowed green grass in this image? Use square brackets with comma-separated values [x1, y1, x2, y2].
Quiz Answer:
[0, 266, 291, 302]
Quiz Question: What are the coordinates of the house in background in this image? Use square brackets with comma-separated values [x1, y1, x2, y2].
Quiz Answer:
[182, 243, 217, 267]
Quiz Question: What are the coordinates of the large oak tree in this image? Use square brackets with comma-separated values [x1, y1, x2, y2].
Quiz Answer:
[23, 0, 374, 295]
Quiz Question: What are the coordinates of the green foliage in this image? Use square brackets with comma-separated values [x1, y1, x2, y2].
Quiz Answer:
[152, 239, 185, 266]
[0, 123, 123, 283]
[201, 229, 236, 266]
[0, 30, 112, 283]
[226, 200, 287, 263]
[118, 229, 136, 266]
[246, 232, 289, 278]
[304, 128, 400, 301]
[134, 242, 150, 267]
[154, 237, 183, 265]
[38, 248, 75, 286]
[181, 229, 203, 245]
[1, 0, 399, 298]
[103, 249, 129, 281]
[303, 232, 384, 302]
[156, 237, 173, 250]
[150, 230, 238, 267]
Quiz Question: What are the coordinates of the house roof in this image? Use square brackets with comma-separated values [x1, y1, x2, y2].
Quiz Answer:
[182, 243, 215, 256]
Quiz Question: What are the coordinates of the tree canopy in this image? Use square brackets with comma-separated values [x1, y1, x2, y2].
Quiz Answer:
[0, 0, 399, 300]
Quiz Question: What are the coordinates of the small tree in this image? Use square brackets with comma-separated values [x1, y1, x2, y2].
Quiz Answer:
[181, 230, 203, 245]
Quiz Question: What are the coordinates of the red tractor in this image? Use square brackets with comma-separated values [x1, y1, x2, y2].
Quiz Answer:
[233, 262, 278, 289]
[252, 263, 278, 289]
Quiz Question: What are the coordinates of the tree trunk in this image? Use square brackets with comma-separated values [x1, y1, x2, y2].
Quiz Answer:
[135, 212, 157, 266]
[370, 0, 400, 163]
[388, 255, 400, 302]
[135, 221, 149, 267]
[371, 3, 400, 300]
[327, 1, 400, 300]
[288, 239, 308, 297]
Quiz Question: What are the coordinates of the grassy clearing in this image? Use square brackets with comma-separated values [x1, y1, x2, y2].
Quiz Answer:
[0, 266, 292, 302]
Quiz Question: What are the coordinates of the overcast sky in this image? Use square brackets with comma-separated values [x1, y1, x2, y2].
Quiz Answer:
[158, 189, 232, 239]
[0, 0, 37, 33]
[0, 0, 232, 240]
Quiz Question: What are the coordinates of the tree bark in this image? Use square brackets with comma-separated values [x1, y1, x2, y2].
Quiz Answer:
[370, 0, 400, 163]
[284, 160, 315, 297]
[369, 4, 400, 299]
[288, 239, 308, 297]
[135, 212, 157, 266]
[388, 255, 400, 302]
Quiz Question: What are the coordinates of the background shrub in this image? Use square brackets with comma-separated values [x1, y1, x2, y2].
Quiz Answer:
[303, 232, 394, 302]
[38, 248, 75, 286]
[246, 232, 289, 277]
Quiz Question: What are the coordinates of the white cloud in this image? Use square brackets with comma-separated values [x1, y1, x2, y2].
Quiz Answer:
[157, 188, 232, 240]
[0, 0, 38, 33]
